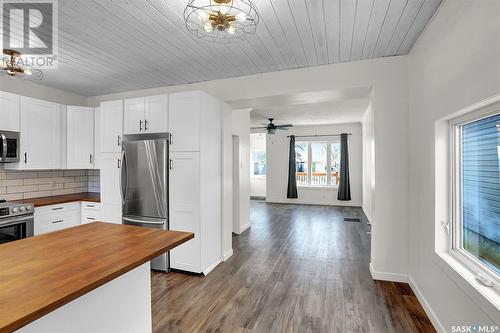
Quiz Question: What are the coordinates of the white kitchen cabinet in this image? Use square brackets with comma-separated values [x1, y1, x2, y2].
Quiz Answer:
[100, 152, 122, 206]
[5, 96, 61, 170]
[34, 202, 80, 235]
[169, 91, 223, 275]
[99, 204, 122, 224]
[124, 95, 168, 135]
[145, 95, 168, 133]
[100, 100, 123, 153]
[67, 106, 94, 169]
[81, 201, 101, 224]
[168, 91, 200, 152]
[169, 152, 201, 272]
[93, 107, 101, 169]
[0, 91, 20, 131]
[124, 97, 145, 135]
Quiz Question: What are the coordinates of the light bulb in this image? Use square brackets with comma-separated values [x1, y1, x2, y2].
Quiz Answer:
[227, 25, 235, 35]
[7, 68, 15, 75]
[219, 5, 229, 14]
[197, 10, 209, 21]
[204, 22, 213, 32]
[236, 12, 247, 22]
[23, 68, 32, 76]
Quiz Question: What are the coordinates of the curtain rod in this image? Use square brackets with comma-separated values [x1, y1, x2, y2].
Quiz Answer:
[286, 133, 352, 138]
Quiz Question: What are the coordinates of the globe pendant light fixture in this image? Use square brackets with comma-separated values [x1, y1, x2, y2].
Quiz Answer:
[184, 0, 259, 43]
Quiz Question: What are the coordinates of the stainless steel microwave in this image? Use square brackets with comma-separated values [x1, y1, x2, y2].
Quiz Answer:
[0, 131, 20, 163]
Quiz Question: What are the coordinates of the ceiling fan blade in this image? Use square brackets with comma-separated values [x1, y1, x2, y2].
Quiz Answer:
[275, 124, 293, 128]
[251, 126, 267, 129]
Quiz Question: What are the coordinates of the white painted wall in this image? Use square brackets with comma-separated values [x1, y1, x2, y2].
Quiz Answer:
[361, 104, 375, 223]
[250, 133, 266, 198]
[232, 109, 251, 234]
[408, 1, 500, 330]
[266, 123, 362, 206]
[89, 56, 410, 282]
[0, 78, 87, 106]
[221, 106, 234, 260]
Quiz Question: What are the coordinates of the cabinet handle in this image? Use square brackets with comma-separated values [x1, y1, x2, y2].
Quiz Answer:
[86, 204, 95, 208]
[169, 158, 173, 170]
[118, 158, 121, 168]
[86, 217, 96, 220]
[140, 120, 143, 131]
[52, 207, 64, 211]
[144, 119, 148, 131]
[24, 152, 27, 164]
[117, 135, 121, 147]
[90, 154, 92, 164]
[169, 133, 173, 145]
[52, 219, 64, 224]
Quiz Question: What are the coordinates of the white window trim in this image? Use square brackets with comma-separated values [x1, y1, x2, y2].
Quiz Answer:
[295, 139, 340, 188]
[434, 95, 500, 317]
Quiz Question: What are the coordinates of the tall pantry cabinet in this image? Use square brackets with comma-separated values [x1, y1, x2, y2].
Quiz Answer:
[168, 91, 222, 275]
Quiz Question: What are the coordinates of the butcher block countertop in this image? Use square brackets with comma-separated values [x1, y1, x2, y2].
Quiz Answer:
[0, 222, 194, 332]
[13, 192, 100, 207]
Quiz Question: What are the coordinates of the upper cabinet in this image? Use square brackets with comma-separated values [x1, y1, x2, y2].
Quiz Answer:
[100, 100, 123, 153]
[5, 97, 61, 170]
[67, 106, 94, 169]
[0, 91, 20, 131]
[124, 95, 168, 135]
[169, 91, 200, 152]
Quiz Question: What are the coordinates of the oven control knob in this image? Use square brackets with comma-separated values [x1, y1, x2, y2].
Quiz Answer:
[27, 205, 33, 211]
[12, 207, 18, 213]
[19, 206, 25, 212]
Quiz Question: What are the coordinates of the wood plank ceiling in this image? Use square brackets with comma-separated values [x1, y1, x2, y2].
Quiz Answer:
[8, 0, 442, 96]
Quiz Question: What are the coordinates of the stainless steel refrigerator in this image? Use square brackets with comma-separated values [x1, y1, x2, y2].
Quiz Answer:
[120, 133, 169, 271]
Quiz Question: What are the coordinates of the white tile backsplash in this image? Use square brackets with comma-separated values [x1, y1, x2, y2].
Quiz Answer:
[0, 168, 100, 200]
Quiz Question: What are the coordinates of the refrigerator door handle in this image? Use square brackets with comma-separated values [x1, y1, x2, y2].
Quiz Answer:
[119, 149, 127, 204]
[123, 216, 166, 226]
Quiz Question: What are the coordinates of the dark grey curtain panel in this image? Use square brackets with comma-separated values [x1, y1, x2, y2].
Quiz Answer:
[287, 135, 298, 199]
[337, 133, 351, 201]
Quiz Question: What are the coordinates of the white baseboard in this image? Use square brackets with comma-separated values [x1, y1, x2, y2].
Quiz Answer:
[203, 259, 222, 276]
[223, 249, 233, 261]
[362, 205, 372, 224]
[408, 275, 446, 333]
[369, 262, 408, 283]
[368, 263, 444, 333]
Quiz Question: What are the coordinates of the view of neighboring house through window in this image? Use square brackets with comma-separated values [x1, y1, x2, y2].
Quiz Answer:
[453, 111, 499, 278]
[296, 140, 341, 187]
[250, 134, 266, 177]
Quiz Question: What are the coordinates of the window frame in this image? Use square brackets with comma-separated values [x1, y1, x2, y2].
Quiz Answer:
[295, 138, 341, 188]
[449, 107, 500, 289]
[250, 149, 266, 178]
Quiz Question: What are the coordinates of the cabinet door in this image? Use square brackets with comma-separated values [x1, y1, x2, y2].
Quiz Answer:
[17, 97, 61, 169]
[124, 97, 145, 135]
[169, 152, 201, 272]
[169, 92, 200, 152]
[145, 94, 168, 133]
[100, 100, 123, 153]
[100, 153, 122, 206]
[67, 106, 94, 169]
[0, 91, 20, 131]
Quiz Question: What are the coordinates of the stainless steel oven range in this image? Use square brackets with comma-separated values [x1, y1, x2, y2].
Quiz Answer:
[0, 200, 34, 244]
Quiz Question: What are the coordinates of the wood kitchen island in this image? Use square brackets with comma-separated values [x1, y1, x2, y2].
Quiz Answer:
[0, 222, 193, 333]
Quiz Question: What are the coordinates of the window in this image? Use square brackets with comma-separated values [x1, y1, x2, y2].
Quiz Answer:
[295, 140, 341, 187]
[451, 111, 499, 282]
[250, 134, 266, 177]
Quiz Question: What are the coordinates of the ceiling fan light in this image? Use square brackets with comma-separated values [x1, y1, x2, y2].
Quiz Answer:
[227, 25, 236, 35]
[197, 10, 209, 21]
[6, 68, 15, 75]
[203, 22, 213, 32]
[23, 68, 32, 76]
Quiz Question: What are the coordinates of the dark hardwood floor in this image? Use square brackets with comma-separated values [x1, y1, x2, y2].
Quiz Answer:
[152, 201, 435, 333]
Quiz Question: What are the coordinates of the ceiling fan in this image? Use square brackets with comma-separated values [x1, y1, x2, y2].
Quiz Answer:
[251, 118, 293, 134]
[0, 49, 43, 80]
